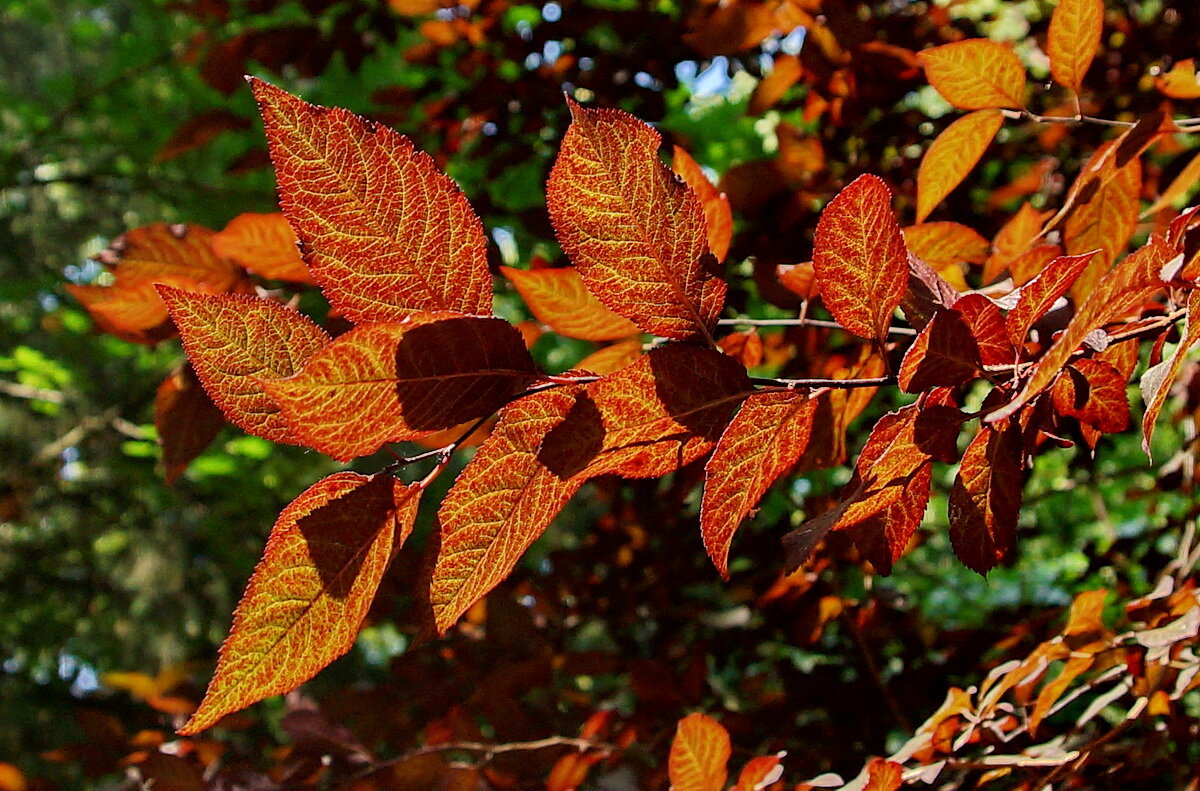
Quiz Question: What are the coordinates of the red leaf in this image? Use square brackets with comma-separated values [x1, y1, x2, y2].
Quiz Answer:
[250, 79, 492, 321]
[673, 145, 734, 262]
[157, 286, 330, 444]
[262, 315, 539, 461]
[1051, 358, 1130, 439]
[179, 472, 419, 734]
[949, 423, 1024, 574]
[500, 266, 638, 341]
[916, 109, 1003, 222]
[812, 174, 909, 341]
[897, 308, 981, 392]
[920, 39, 1027, 110]
[430, 386, 589, 633]
[154, 109, 251, 163]
[1047, 0, 1104, 92]
[840, 464, 932, 574]
[668, 713, 731, 791]
[547, 100, 725, 341]
[155, 364, 226, 484]
[954, 294, 1016, 367]
[1141, 291, 1200, 457]
[733, 754, 785, 791]
[1005, 252, 1096, 347]
[211, 212, 313, 283]
[702, 390, 817, 578]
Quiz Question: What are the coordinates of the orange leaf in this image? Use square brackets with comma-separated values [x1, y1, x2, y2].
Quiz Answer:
[949, 423, 1024, 574]
[702, 390, 817, 578]
[1141, 291, 1200, 457]
[955, 294, 1016, 367]
[250, 79, 491, 321]
[916, 109, 1003, 222]
[500, 266, 638, 341]
[920, 39, 1027, 110]
[717, 330, 765, 369]
[1029, 653, 1093, 736]
[155, 364, 226, 484]
[1047, 0, 1104, 92]
[863, 758, 904, 791]
[1005, 252, 1096, 346]
[1051, 358, 1130, 438]
[179, 472, 419, 734]
[157, 286, 330, 444]
[575, 339, 643, 375]
[733, 754, 785, 791]
[430, 387, 588, 633]
[262, 315, 538, 461]
[668, 713, 730, 791]
[903, 222, 989, 270]
[1146, 149, 1200, 216]
[985, 202, 1050, 284]
[673, 145, 734, 263]
[212, 212, 313, 283]
[547, 100, 725, 342]
[779, 262, 817, 299]
[749, 53, 803, 115]
[812, 174, 909, 341]
[1157, 59, 1200, 100]
[1063, 145, 1142, 299]
[897, 307, 982, 392]
[987, 236, 1173, 423]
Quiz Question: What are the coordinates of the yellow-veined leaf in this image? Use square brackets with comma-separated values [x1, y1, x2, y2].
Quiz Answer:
[212, 212, 313, 283]
[668, 713, 730, 791]
[920, 39, 1027, 110]
[916, 109, 1003, 222]
[501, 266, 639, 341]
[1047, 0, 1104, 92]
[672, 145, 734, 262]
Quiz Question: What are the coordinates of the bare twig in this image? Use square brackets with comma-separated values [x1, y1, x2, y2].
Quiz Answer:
[719, 317, 918, 337]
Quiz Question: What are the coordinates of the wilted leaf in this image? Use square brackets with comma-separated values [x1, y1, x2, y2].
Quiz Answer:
[155, 364, 226, 484]
[916, 109, 1003, 222]
[1140, 290, 1200, 456]
[920, 39, 1026, 110]
[212, 212, 313, 283]
[262, 314, 539, 461]
[673, 145, 734, 262]
[949, 423, 1024, 574]
[180, 472, 419, 733]
[1047, 0, 1104, 92]
[702, 390, 817, 578]
[501, 266, 638, 341]
[547, 100, 725, 341]
[157, 286, 330, 444]
[812, 174, 909, 341]
[668, 713, 730, 791]
[1158, 59, 1200, 99]
[250, 79, 491, 321]
[430, 387, 588, 633]
[898, 307, 982, 392]
[1005, 252, 1096, 346]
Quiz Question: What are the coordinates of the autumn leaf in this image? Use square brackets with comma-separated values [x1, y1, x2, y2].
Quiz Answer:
[430, 387, 589, 633]
[179, 472, 419, 734]
[154, 108, 250, 163]
[862, 758, 904, 791]
[500, 266, 638, 341]
[547, 99, 725, 342]
[211, 212, 313, 283]
[916, 109, 1003, 222]
[812, 174, 909, 341]
[949, 422, 1024, 574]
[668, 713, 730, 791]
[985, 202, 1050, 284]
[1051, 358, 1130, 437]
[575, 339, 643, 375]
[955, 293, 1016, 367]
[903, 222, 990, 283]
[1157, 59, 1200, 100]
[672, 145, 734, 262]
[157, 286, 330, 444]
[1063, 145, 1142, 299]
[1146, 150, 1200, 216]
[717, 330, 764, 369]
[920, 39, 1027, 110]
[897, 307, 982, 392]
[262, 314, 539, 461]
[1005, 252, 1096, 347]
[702, 390, 817, 578]
[1047, 0, 1104, 92]
[733, 754, 785, 791]
[250, 78, 492, 322]
[155, 364, 226, 484]
[1140, 291, 1200, 456]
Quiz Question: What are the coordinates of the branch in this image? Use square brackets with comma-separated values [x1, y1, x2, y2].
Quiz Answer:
[752, 375, 894, 390]
[1002, 108, 1135, 128]
[719, 317, 918, 337]
[354, 736, 616, 779]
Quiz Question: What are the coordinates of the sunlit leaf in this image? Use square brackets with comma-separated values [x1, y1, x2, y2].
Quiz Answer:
[1047, 0, 1104, 92]
[812, 174, 909, 341]
[955, 294, 1016, 367]
[920, 39, 1026, 110]
[250, 79, 492, 321]
[668, 713, 730, 791]
[1157, 59, 1200, 99]
[262, 314, 539, 461]
[1005, 252, 1096, 346]
[157, 286, 330, 444]
[985, 202, 1050, 284]
[1063, 144, 1142, 299]
[212, 212, 313, 283]
[1051, 358, 1130, 436]
[672, 145, 734, 262]
[733, 753, 785, 791]
[1141, 291, 1200, 456]
[916, 109, 1003, 222]
[575, 339, 644, 375]
[949, 423, 1023, 574]
[547, 100, 725, 341]
[501, 266, 639, 341]
[180, 472, 419, 733]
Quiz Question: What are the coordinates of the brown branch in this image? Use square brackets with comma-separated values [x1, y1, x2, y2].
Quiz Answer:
[752, 376, 894, 390]
[719, 317, 918, 337]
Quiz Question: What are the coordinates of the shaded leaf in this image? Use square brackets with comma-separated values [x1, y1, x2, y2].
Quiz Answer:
[702, 390, 817, 578]
[1140, 290, 1200, 456]
[500, 266, 638, 341]
[955, 294, 1016, 367]
[250, 79, 491, 321]
[812, 174, 908, 340]
[263, 314, 539, 461]
[920, 39, 1026, 110]
[212, 212, 313, 283]
[180, 472, 419, 733]
[548, 100, 724, 341]
[155, 109, 251, 163]
[898, 307, 982, 392]
[668, 713, 730, 791]
[155, 364, 226, 484]
[673, 145, 734, 262]
[157, 286, 330, 444]
[1047, 0, 1104, 92]
[949, 423, 1024, 574]
[916, 109, 1003, 222]
[1005, 252, 1096, 346]
[1051, 358, 1130, 438]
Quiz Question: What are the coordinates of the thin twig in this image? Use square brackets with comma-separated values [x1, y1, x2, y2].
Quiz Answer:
[0, 380, 65, 404]
[354, 736, 616, 780]
[752, 375, 894, 390]
[1002, 108, 1135, 128]
[719, 317, 918, 337]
